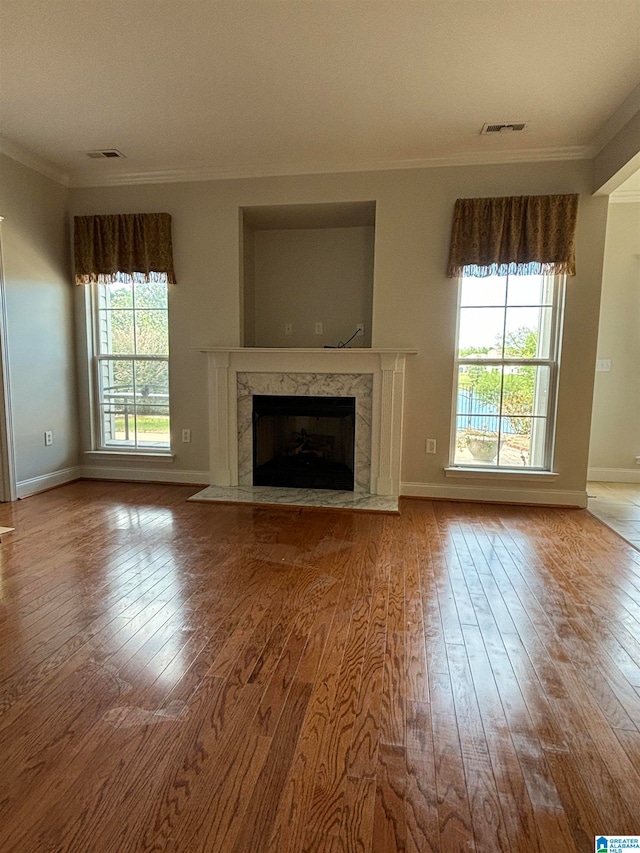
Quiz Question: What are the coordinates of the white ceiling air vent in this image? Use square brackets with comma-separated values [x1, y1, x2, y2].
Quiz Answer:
[86, 149, 126, 159]
[481, 122, 527, 135]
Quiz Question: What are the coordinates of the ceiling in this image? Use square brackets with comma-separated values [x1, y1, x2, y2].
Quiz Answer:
[1, 0, 639, 187]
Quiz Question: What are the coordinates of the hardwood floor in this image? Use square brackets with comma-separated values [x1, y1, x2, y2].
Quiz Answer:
[1, 481, 639, 852]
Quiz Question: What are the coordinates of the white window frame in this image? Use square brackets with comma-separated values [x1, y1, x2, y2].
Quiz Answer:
[449, 273, 565, 472]
[89, 280, 171, 454]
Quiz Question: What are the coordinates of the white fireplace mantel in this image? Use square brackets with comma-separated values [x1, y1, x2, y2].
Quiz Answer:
[201, 347, 416, 497]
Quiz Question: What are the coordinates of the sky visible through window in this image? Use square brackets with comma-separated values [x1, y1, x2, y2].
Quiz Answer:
[458, 274, 551, 357]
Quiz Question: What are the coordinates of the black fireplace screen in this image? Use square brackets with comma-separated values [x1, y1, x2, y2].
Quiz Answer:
[252, 394, 356, 491]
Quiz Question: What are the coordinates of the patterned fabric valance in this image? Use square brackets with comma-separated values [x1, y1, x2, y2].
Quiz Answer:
[74, 212, 176, 285]
[447, 194, 579, 278]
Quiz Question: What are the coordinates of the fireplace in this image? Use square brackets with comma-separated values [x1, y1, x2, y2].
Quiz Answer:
[253, 394, 356, 490]
[202, 347, 415, 498]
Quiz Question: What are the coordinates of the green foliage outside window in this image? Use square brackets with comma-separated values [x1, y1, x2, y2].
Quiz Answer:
[459, 328, 537, 436]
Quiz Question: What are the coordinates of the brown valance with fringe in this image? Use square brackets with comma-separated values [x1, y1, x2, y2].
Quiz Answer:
[74, 212, 176, 285]
[447, 194, 578, 278]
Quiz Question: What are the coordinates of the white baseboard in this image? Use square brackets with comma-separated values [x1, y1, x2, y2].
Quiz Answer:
[587, 467, 640, 483]
[80, 465, 209, 486]
[16, 467, 590, 507]
[17, 465, 82, 498]
[401, 481, 587, 508]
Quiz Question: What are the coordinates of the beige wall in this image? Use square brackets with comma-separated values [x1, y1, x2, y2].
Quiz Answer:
[252, 226, 373, 348]
[0, 153, 78, 486]
[594, 108, 640, 194]
[70, 159, 609, 503]
[242, 218, 256, 347]
[589, 202, 640, 474]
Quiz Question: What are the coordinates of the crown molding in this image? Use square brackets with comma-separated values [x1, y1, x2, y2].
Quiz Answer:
[609, 189, 640, 204]
[69, 144, 593, 188]
[0, 137, 69, 187]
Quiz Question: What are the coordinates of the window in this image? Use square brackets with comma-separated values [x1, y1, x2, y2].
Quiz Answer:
[452, 273, 564, 469]
[92, 279, 170, 450]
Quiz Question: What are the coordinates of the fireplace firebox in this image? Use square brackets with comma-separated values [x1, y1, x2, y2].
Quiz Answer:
[252, 394, 356, 490]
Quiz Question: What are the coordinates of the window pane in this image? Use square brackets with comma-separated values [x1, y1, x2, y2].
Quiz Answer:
[135, 406, 170, 447]
[104, 282, 133, 309]
[454, 415, 500, 466]
[100, 309, 134, 354]
[135, 310, 168, 355]
[101, 404, 136, 446]
[506, 275, 547, 306]
[504, 307, 553, 359]
[101, 358, 134, 399]
[498, 418, 547, 468]
[458, 307, 505, 357]
[134, 359, 169, 405]
[460, 276, 506, 307]
[502, 365, 550, 426]
[457, 364, 502, 419]
[531, 365, 551, 417]
[135, 361, 170, 447]
[99, 359, 134, 445]
[500, 365, 550, 419]
[135, 281, 168, 309]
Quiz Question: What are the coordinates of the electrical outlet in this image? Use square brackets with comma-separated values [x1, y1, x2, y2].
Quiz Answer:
[284, 323, 293, 336]
[44, 430, 53, 446]
[356, 323, 365, 337]
[596, 359, 612, 372]
[314, 322, 323, 335]
[181, 429, 191, 443]
[425, 438, 436, 454]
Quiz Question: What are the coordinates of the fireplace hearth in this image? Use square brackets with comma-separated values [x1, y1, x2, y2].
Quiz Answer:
[253, 394, 356, 490]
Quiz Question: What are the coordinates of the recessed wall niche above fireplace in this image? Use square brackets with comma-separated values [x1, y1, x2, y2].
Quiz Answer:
[241, 201, 375, 349]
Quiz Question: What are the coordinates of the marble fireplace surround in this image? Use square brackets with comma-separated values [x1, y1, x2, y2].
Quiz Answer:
[202, 348, 416, 497]
[239, 372, 372, 492]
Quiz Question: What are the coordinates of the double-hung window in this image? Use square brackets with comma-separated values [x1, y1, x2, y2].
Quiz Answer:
[93, 279, 170, 450]
[452, 272, 564, 469]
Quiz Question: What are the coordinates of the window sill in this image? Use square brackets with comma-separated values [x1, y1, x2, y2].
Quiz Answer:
[85, 450, 175, 463]
[444, 466, 559, 482]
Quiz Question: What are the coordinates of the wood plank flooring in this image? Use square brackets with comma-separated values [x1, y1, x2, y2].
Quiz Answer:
[1, 481, 639, 852]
